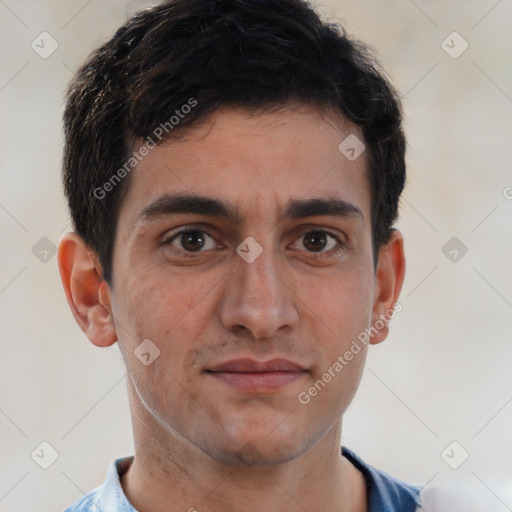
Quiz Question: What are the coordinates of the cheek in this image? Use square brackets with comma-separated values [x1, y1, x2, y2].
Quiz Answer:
[112, 268, 213, 397]
[118, 269, 205, 340]
[298, 274, 371, 419]
[114, 271, 213, 418]
[298, 262, 374, 343]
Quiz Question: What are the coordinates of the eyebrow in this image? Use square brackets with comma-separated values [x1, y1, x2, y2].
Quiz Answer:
[137, 193, 364, 225]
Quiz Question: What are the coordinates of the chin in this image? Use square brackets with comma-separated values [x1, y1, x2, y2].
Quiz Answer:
[203, 428, 310, 468]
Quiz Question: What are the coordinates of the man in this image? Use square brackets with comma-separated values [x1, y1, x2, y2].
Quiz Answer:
[58, 0, 420, 510]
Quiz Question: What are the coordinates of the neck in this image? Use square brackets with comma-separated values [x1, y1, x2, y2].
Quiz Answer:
[121, 385, 367, 512]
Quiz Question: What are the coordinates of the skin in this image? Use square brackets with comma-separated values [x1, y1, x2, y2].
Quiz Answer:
[58, 105, 405, 512]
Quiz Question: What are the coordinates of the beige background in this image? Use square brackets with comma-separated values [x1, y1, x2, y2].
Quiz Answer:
[1, 0, 511, 510]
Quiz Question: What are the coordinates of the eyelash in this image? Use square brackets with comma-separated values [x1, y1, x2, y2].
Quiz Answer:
[161, 227, 347, 259]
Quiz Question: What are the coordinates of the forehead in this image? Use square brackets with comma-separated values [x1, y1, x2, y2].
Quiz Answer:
[117, 106, 371, 227]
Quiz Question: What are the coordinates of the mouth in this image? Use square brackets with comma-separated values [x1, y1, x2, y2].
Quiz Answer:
[205, 358, 308, 393]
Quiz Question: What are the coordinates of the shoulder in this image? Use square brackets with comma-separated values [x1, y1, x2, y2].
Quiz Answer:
[61, 456, 135, 512]
[342, 446, 421, 512]
[342, 448, 500, 512]
[62, 487, 102, 512]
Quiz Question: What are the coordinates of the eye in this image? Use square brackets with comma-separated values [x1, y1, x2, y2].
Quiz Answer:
[290, 230, 345, 256]
[301, 231, 338, 252]
[163, 229, 217, 253]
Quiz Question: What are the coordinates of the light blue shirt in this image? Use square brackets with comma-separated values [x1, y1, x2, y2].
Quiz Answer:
[64, 455, 135, 512]
[63, 447, 421, 512]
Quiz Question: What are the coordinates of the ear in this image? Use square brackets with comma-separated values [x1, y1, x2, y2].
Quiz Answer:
[369, 229, 406, 345]
[57, 232, 117, 347]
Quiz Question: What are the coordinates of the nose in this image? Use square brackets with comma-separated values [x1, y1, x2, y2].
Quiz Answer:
[219, 245, 299, 339]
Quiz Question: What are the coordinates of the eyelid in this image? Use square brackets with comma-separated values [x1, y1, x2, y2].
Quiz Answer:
[288, 229, 343, 250]
[161, 223, 219, 241]
[288, 223, 349, 243]
[160, 225, 223, 254]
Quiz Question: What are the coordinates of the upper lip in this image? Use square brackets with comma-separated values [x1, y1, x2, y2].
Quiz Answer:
[207, 358, 307, 373]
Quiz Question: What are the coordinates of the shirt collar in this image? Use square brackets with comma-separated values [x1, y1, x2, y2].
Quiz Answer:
[97, 455, 137, 512]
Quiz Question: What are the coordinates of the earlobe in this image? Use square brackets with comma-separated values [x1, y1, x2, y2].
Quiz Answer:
[369, 229, 406, 345]
[57, 232, 117, 347]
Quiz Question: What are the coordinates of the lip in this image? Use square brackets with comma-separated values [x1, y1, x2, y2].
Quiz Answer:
[205, 358, 308, 393]
[208, 358, 306, 373]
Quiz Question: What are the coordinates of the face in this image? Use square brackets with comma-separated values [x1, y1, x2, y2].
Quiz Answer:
[109, 106, 381, 466]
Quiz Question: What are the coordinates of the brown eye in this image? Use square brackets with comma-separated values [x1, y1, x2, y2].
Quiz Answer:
[288, 229, 346, 260]
[180, 231, 206, 252]
[303, 231, 329, 252]
[163, 229, 217, 253]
